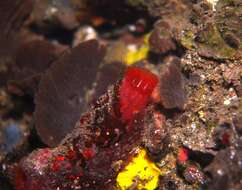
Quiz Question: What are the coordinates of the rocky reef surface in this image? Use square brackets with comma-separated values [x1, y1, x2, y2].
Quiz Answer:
[0, 0, 241, 190]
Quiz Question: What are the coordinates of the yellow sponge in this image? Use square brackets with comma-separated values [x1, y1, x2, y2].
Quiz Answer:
[125, 33, 151, 65]
[116, 149, 160, 190]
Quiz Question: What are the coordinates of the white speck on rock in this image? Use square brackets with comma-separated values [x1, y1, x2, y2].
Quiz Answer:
[207, 0, 219, 11]
[217, 169, 224, 176]
[191, 123, 196, 131]
[223, 99, 231, 105]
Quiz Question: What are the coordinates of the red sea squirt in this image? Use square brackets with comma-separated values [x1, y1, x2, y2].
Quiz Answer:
[120, 67, 158, 123]
[15, 67, 158, 190]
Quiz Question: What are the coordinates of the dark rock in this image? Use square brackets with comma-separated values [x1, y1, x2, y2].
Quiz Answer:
[159, 56, 187, 109]
[235, 85, 242, 97]
[0, 0, 33, 58]
[149, 21, 176, 54]
[91, 61, 126, 103]
[213, 123, 235, 149]
[142, 107, 169, 161]
[183, 165, 206, 185]
[205, 147, 242, 190]
[8, 40, 67, 96]
[215, 0, 242, 51]
[35, 40, 106, 147]
[233, 115, 242, 135]
[31, 0, 85, 31]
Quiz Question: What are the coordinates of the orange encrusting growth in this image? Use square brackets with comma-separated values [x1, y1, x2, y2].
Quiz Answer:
[119, 67, 158, 123]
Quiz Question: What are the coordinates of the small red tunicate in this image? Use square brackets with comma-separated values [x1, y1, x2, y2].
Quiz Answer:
[51, 156, 65, 171]
[67, 175, 76, 180]
[221, 132, 230, 145]
[82, 148, 95, 159]
[67, 171, 83, 180]
[67, 149, 77, 160]
[119, 67, 158, 123]
[55, 155, 65, 161]
[178, 148, 189, 163]
[68, 175, 78, 180]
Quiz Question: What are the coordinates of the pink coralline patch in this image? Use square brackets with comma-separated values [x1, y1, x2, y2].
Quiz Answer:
[14, 148, 53, 190]
[119, 67, 158, 123]
[32, 148, 52, 169]
[25, 148, 53, 171]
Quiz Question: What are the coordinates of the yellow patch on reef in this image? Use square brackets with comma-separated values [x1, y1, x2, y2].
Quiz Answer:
[125, 45, 149, 65]
[125, 33, 151, 65]
[116, 149, 160, 190]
